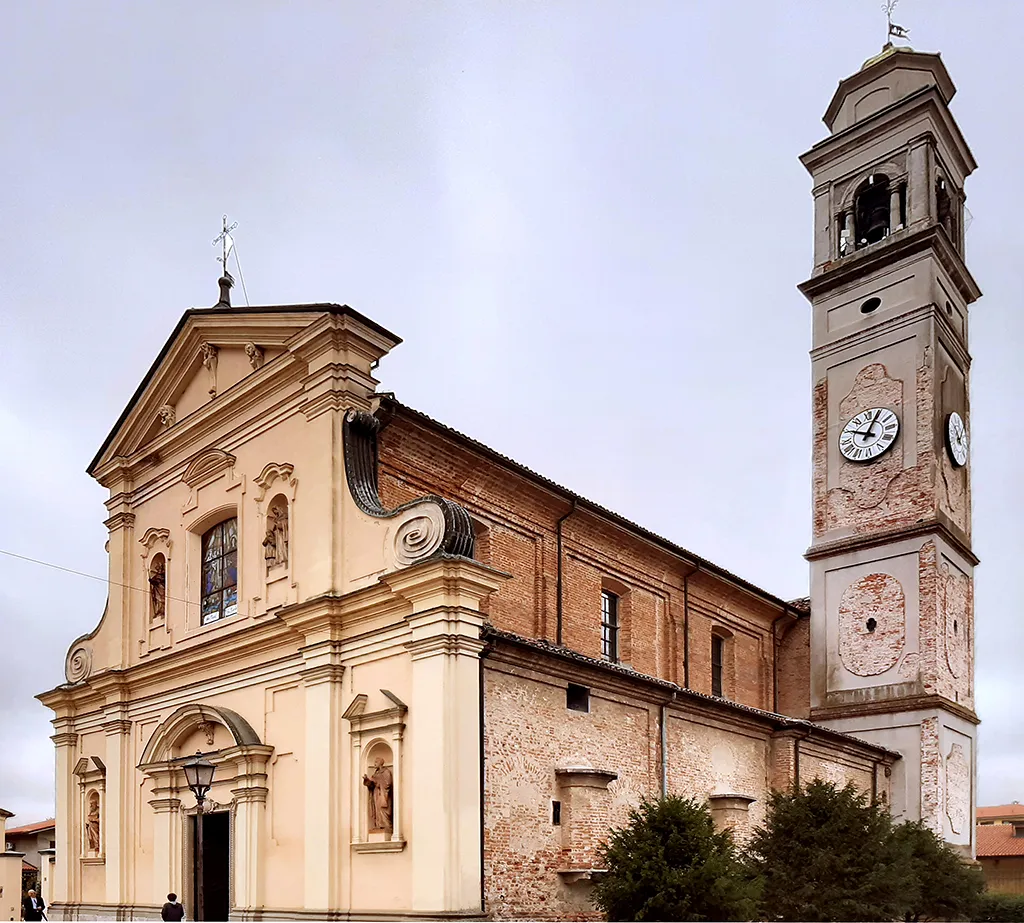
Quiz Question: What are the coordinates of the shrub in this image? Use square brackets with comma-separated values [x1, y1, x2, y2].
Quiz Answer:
[591, 795, 757, 922]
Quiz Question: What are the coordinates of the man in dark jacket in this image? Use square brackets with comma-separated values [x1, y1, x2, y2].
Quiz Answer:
[22, 889, 45, 921]
[161, 892, 185, 921]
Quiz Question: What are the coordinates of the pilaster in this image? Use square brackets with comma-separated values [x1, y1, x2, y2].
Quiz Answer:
[385, 556, 508, 914]
[299, 642, 345, 910]
[102, 713, 132, 906]
[51, 724, 79, 907]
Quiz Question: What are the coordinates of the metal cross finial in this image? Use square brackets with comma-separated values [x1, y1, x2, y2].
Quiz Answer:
[212, 215, 238, 273]
[882, 0, 910, 44]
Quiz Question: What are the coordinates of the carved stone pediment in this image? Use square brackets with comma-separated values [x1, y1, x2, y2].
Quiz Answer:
[182, 448, 236, 488]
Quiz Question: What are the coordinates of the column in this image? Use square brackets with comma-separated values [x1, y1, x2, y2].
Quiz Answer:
[300, 641, 345, 910]
[907, 136, 932, 226]
[890, 183, 902, 232]
[51, 725, 79, 909]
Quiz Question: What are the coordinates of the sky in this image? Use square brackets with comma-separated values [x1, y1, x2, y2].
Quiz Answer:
[1, 1, 1021, 824]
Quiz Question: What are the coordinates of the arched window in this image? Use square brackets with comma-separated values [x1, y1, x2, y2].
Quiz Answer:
[201, 518, 238, 625]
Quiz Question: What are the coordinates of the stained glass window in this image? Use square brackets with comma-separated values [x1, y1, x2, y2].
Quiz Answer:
[201, 518, 238, 625]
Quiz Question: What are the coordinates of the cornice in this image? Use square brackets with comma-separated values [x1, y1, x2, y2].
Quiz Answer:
[811, 695, 979, 726]
[50, 732, 80, 748]
[103, 512, 136, 532]
[806, 516, 977, 567]
[799, 223, 982, 306]
[299, 663, 346, 686]
[802, 88, 976, 179]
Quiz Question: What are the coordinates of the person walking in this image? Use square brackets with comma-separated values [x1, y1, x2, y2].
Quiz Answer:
[160, 892, 185, 921]
[22, 889, 46, 921]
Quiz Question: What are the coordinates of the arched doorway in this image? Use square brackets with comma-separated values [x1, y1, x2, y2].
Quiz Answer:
[139, 704, 273, 920]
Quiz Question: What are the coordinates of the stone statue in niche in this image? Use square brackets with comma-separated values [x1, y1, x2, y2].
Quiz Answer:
[201, 343, 218, 397]
[363, 756, 393, 834]
[86, 790, 100, 852]
[245, 342, 264, 370]
[262, 500, 289, 569]
[149, 555, 166, 621]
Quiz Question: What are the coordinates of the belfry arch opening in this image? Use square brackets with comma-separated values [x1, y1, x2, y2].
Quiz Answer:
[855, 174, 891, 246]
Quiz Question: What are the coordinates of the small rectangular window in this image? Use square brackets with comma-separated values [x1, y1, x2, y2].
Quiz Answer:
[566, 683, 590, 712]
[601, 590, 619, 662]
[552, 801, 562, 825]
[711, 635, 725, 698]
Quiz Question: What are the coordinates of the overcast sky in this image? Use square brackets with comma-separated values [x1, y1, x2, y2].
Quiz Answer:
[1, 1, 1021, 824]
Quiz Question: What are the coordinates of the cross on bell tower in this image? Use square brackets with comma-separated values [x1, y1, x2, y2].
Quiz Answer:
[799, 45, 980, 854]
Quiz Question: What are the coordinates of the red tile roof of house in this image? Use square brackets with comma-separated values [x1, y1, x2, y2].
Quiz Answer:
[22, 860, 37, 872]
[5, 818, 55, 836]
[977, 823, 1024, 857]
[978, 804, 1024, 820]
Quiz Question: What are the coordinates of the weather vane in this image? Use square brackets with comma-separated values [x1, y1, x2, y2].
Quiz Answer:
[883, 0, 910, 45]
[212, 215, 237, 276]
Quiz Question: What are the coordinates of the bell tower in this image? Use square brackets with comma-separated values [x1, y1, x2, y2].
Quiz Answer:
[799, 45, 980, 852]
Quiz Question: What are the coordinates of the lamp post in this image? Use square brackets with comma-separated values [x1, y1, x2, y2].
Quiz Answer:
[182, 751, 216, 922]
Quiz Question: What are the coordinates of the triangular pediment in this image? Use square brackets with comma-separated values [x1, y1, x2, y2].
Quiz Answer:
[87, 303, 401, 481]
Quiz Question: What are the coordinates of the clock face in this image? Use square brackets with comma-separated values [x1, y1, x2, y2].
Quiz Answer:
[839, 407, 899, 462]
[946, 411, 969, 467]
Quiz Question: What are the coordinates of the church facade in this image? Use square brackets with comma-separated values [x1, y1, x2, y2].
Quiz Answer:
[39, 45, 979, 921]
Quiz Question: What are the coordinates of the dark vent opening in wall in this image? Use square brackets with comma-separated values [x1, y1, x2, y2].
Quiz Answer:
[861, 297, 881, 314]
[552, 801, 561, 825]
[566, 683, 590, 713]
[866, 618, 878, 633]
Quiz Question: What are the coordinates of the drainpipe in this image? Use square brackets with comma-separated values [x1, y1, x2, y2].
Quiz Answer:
[793, 728, 811, 790]
[479, 656, 486, 912]
[555, 501, 577, 646]
[681, 564, 700, 689]
[660, 692, 677, 796]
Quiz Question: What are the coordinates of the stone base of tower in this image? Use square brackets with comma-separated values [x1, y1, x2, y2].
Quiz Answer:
[814, 707, 977, 857]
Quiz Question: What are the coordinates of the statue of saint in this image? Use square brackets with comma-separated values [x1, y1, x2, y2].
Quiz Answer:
[149, 556, 166, 621]
[86, 791, 101, 852]
[362, 756, 393, 833]
[262, 503, 289, 568]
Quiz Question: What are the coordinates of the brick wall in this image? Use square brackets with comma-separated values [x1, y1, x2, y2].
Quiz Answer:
[482, 640, 893, 919]
[377, 409, 797, 714]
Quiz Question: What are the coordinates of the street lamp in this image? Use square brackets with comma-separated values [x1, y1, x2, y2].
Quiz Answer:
[183, 751, 216, 922]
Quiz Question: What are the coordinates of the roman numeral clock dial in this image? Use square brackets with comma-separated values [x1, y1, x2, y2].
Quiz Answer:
[839, 407, 900, 462]
[946, 411, 969, 467]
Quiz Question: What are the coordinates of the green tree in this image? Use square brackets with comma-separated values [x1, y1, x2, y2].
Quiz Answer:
[894, 820, 983, 921]
[592, 795, 758, 922]
[746, 779, 913, 922]
[974, 893, 1024, 922]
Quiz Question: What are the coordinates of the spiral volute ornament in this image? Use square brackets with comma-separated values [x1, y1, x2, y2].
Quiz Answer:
[66, 645, 93, 684]
[391, 506, 446, 566]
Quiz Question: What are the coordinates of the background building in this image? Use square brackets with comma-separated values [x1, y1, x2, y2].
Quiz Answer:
[37, 41, 979, 922]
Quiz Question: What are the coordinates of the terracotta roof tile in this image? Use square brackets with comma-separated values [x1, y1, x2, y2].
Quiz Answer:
[978, 804, 1024, 819]
[5, 819, 55, 836]
[977, 823, 1024, 857]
